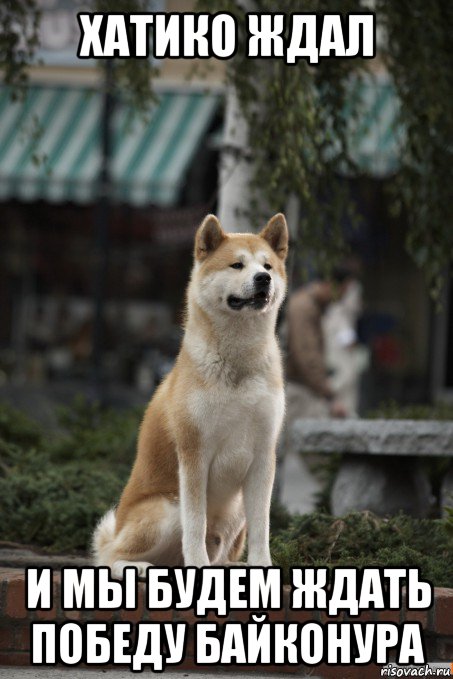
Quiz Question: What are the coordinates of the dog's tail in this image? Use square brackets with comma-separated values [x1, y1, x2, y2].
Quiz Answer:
[91, 508, 116, 566]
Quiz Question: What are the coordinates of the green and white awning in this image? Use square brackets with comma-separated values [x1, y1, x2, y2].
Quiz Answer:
[347, 73, 403, 177]
[0, 85, 220, 206]
[0, 76, 402, 206]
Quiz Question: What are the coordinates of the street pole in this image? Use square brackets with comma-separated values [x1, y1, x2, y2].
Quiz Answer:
[92, 60, 114, 404]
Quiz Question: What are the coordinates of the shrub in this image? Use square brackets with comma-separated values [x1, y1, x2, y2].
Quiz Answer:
[270, 511, 453, 587]
[367, 400, 453, 421]
[0, 399, 140, 552]
[49, 396, 139, 464]
[0, 402, 43, 448]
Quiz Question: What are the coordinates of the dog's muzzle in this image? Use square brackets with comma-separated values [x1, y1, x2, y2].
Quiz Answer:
[227, 273, 272, 310]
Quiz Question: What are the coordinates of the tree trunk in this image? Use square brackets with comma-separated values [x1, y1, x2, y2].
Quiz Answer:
[217, 85, 255, 233]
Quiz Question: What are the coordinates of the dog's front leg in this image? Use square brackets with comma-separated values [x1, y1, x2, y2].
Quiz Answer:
[179, 459, 210, 567]
[243, 447, 276, 567]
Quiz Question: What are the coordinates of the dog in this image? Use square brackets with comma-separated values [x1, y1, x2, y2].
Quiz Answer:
[92, 213, 288, 576]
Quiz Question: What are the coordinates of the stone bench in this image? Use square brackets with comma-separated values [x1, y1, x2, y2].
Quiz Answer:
[291, 419, 453, 517]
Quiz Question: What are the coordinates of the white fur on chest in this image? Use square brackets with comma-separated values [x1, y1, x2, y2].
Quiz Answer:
[187, 375, 285, 503]
[189, 374, 282, 441]
[182, 304, 285, 507]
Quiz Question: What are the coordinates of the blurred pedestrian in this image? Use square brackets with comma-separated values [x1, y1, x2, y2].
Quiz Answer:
[285, 269, 353, 422]
[323, 278, 368, 417]
[274, 268, 353, 505]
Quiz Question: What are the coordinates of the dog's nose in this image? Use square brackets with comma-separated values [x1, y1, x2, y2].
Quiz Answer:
[254, 272, 271, 288]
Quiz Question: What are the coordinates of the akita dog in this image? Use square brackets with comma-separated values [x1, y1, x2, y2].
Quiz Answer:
[92, 213, 288, 575]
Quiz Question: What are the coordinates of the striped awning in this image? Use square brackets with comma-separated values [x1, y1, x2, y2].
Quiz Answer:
[346, 73, 403, 177]
[0, 85, 220, 206]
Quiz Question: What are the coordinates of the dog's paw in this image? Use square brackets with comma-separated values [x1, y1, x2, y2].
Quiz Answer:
[221, 560, 247, 567]
[112, 560, 153, 579]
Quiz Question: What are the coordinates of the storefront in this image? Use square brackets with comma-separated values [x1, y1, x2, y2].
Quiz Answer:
[0, 82, 222, 388]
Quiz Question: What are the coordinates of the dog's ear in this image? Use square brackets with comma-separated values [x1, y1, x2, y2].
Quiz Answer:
[259, 213, 289, 260]
[195, 214, 226, 261]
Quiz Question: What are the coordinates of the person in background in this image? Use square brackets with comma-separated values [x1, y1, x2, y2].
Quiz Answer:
[274, 268, 354, 508]
[323, 278, 369, 417]
[285, 268, 354, 422]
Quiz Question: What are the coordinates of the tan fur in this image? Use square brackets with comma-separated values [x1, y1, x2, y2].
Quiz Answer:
[92, 213, 289, 574]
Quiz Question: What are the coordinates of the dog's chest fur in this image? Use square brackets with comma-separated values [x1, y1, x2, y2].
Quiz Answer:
[185, 331, 285, 504]
[190, 378, 282, 503]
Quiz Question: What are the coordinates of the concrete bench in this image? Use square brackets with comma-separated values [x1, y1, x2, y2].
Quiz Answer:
[290, 419, 453, 517]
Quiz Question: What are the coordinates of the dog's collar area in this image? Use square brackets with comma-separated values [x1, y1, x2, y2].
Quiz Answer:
[227, 290, 270, 310]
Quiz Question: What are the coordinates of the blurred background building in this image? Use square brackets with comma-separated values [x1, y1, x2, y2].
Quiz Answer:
[0, 0, 451, 412]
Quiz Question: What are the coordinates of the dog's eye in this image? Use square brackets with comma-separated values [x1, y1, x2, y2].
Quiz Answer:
[264, 263, 272, 271]
[230, 262, 244, 270]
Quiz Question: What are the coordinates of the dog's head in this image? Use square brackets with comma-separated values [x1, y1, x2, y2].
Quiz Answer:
[191, 213, 288, 317]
